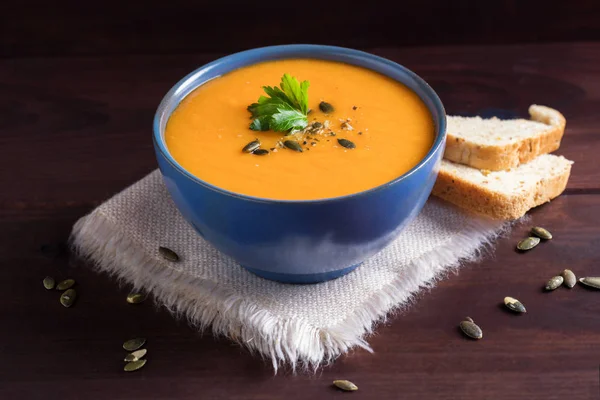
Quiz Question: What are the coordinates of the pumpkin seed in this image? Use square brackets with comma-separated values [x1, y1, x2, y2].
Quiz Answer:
[127, 293, 147, 304]
[252, 149, 269, 156]
[579, 277, 600, 289]
[465, 316, 474, 323]
[124, 359, 147, 372]
[123, 338, 146, 351]
[60, 289, 77, 308]
[333, 380, 358, 391]
[242, 139, 260, 153]
[56, 279, 75, 291]
[531, 226, 552, 240]
[124, 349, 147, 362]
[504, 296, 526, 313]
[158, 246, 179, 262]
[562, 269, 576, 288]
[545, 276, 564, 291]
[43, 276, 55, 290]
[283, 140, 303, 152]
[337, 138, 356, 149]
[319, 101, 334, 113]
[311, 121, 323, 129]
[517, 237, 540, 251]
[459, 318, 483, 339]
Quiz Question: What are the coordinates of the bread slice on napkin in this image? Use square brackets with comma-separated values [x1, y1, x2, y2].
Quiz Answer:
[432, 155, 573, 220]
[445, 105, 566, 171]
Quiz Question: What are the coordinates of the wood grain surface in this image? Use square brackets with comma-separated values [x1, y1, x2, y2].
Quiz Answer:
[1, 43, 599, 399]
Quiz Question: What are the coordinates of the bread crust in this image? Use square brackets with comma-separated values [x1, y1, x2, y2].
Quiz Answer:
[432, 160, 572, 220]
[444, 105, 566, 171]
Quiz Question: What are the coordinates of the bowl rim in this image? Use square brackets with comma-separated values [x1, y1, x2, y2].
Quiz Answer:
[153, 44, 447, 205]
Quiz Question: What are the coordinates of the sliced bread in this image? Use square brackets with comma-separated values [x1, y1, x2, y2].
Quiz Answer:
[432, 154, 573, 220]
[445, 105, 566, 171]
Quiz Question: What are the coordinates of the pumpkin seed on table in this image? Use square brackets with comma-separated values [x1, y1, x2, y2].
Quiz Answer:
[319, 101, 334, 114]
[60, 289, 77, 308]
[56, 279, 75, 291]
[126, 293, 147, 304]
[517, 237, 540, 251]
[504, 296, 526, 313]
[337, 138, 356, 149]
[43, 276, 55, 290]
[459, 317, 483, 339]
[579, 277, 600, 289]
[545, 276, 564, 291]
[562, 269, 577, 288]
[123, 338, 146, 351]
[333, 380, 358, 392]
[158, 246, 179, 262]
[252, 149, 269, 156]
[283, 140, 303, 152]
[242, 139, 260, 153]
[531, 226, 553, 240]
[124, 349, 147, 362]
[124, 359, 147, 372]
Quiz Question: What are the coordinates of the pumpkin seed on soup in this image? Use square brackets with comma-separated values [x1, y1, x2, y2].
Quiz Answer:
[60, 289, 77, 308]
[283, 140, 303, 152]
[333, 380, 358, 391]
[158, 246, 179, 262]
[562, 269, 576, 288]
[124, 359, 147, 372]
[545, 276, 564, 291]
[242, 139, 260, 153]
[579, 277, 600, 289]
[319, 101, 334, 114]
[56, 279, 75, 291]
[517, 237, 540, 251]
[459, 317, 483, 339]
[503, 296, 526, 313]
[123, 338, 146, 351]
[43, 276, 55, 290]
[531, 226, 552, 240]
[124, 349, 147, 362]
[337, 138, 356, 149]
[252, 149, 269, 156]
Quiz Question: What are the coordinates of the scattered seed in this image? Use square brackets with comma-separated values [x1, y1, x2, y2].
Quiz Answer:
[124, 349, 147, 362]
[242, 139, 260, 153]
[352, 106, 357, 110]
[358, 131, 363, 135]
[283, 140, 303, 152]
[562, 269, 576, 288]
[465, 316, 474, 323]
[124, 359, 147, 372]
[504, 296, 526, 313]
[312, 122, 323, 129]
[43, 276, 55, 290]
[123, 338, 146, 351]
[517, 237, 540, 251]
[337, 138, 356, 149]
[252, 149, 269, 156]
[60, 289, 77, 308]
[56, 279, 75, 291]
[545, 276, 564, 291]
[319, 101, 334, 113]
[158, 246, 179, 262]
[127, 293, 147, 304]
[579, 277, 600, 289]
[459, 318, 483, 339]
[333, 380, 358, 391]
[531, 226, 552, 240]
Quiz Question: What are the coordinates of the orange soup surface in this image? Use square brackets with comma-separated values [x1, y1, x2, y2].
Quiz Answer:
[165, 59, 435, 200]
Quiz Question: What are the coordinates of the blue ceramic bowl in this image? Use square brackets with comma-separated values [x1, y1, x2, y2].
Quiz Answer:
[153, 45, 446, 284]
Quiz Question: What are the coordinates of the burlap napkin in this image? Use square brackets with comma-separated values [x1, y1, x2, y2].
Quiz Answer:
[71, 170, 508, 371]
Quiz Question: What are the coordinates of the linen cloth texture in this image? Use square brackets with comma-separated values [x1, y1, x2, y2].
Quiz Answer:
[71, 170, 507, 371]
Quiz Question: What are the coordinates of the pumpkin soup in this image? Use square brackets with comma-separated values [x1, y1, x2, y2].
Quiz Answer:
[165, 59, 434, 200]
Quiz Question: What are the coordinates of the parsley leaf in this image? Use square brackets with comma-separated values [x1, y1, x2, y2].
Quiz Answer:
[248, 74, 309, 133]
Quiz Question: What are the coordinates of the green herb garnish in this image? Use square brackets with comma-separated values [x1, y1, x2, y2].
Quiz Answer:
[247, 74, 310, 133]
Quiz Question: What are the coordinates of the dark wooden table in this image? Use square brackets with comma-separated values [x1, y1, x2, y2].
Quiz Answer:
[1, 42, 599, 399]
